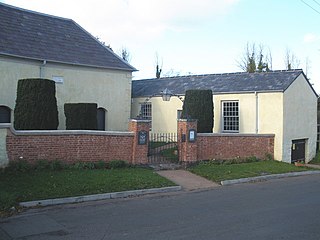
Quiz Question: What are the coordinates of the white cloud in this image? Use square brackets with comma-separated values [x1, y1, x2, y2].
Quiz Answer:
[2, 0, 239, 44]
[303, 33, 320, 43]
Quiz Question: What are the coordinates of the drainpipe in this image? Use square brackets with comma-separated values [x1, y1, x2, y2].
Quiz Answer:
[255, 91, 259, 134]
[40, 60, 47, 78]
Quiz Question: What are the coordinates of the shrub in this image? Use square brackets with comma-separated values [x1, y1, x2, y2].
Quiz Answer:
[94, 161, 107, 169]
[71, 162, 96, 170]
[108, 160, 128, 169]
[181, 90, 213, 133]
[49, 160, 64, 171]
[6, 160, 32, 172]
[64, 103, 98, 130]
[35, 160, 51, 170]
[14, 78, 59, 130]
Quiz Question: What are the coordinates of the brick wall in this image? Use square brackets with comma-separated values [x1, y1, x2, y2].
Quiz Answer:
[3, 120, 151, 165]
[197, 133, 274, 160]
[6, 131, 134, 164]
[178, 119, 198, 162]
[178, 120, 274, 162]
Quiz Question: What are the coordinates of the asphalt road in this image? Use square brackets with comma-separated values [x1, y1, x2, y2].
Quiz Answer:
[1, 174, 320, 240]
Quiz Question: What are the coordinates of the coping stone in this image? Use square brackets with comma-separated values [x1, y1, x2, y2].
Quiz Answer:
[19, 186, 181, 207]
[221, 170, 320, 186]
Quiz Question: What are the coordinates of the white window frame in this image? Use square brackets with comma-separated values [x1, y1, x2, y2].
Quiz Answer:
[222, 101, 239, 133]
[140, 102, 152, 120]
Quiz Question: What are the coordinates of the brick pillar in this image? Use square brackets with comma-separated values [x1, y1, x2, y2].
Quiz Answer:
[177, 119, 198, 162]
[128, 119, 151, 164]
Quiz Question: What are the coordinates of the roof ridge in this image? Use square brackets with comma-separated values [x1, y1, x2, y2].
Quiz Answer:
[135, 69, 303, 82]
[0, 2, 72, 22]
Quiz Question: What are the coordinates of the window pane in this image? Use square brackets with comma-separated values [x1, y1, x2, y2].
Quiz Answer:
[140, 102, 152, 120]
[222, 101, 239, 132]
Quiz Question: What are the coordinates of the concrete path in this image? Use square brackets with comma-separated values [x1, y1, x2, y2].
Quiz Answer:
[157, 170, 219, 191]
[306, 163, 320, 169]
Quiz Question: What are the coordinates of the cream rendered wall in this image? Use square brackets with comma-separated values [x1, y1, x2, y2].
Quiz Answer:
[0, 57, 40, 121]
[213, 93, 257, 133]
[214, 92, 284, 161]
[131, 96, 183, 133]
[0, 56, 132, 131]
[283, 74, 317, 163]
[258, 92, 284, 161]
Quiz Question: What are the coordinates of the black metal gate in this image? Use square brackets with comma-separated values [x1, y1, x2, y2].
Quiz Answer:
[148, 133, 178, 164]
[291, 139, 306, 163]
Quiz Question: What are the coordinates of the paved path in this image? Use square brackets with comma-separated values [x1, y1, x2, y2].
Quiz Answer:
[157, 170, 219, 190]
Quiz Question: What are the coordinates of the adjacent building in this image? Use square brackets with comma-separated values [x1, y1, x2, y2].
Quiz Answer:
[131, 70, 318, 163]
[0, 3, 136, 131]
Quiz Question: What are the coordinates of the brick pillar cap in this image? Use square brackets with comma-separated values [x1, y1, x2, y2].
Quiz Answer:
[129, 119, 151, 123]
[177, 119, 198, 123]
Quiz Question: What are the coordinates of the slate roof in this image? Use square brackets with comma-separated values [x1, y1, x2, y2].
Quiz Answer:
[0, 3, 136, 71]
[132, 70, 316, 97]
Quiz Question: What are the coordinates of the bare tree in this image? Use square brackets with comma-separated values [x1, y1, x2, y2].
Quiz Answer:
[120, 47, 131, 62]
[238, 43, 272, 73]
[284, 48, 300, 70]
[155, 52, 163, 79]
[305, 57, 311, 79]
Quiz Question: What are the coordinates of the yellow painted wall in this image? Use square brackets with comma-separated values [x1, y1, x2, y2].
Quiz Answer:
[131, 96, 183, 133]
[283, 74, 317, 163]
[258, 92, 284, 161]
[213, 93, 257, 133]
[0, 56, 132, 131]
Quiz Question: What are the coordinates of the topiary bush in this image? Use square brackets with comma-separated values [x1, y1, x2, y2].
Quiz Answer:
[181, 89, 213, 133]
[64, 103, 98, 130]
[14, 78, 59, 130]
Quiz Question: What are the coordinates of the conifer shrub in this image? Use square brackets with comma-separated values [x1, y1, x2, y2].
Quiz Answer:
[64, 103, 97, 130]
[14, 78, 59, 130]
[181, 89, 213, 133]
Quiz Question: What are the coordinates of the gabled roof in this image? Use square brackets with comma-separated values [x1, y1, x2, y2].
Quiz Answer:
[132, 70, 317, 97]
[0, 3, 136, 71]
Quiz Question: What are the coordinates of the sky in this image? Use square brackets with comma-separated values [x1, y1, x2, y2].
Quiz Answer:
[2, 0, 320, 92]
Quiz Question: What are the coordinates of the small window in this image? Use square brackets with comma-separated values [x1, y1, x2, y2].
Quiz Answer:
[222, 101, 239, 132]
[140, 102, 152, 120]
[0, 106, 11, 123]
[177, 110, 182, 119]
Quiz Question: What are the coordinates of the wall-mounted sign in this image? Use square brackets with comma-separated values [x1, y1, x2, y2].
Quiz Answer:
[188, 129, 197, 142]
[138, 130, 148, 145]
[52, 76, 64, 84]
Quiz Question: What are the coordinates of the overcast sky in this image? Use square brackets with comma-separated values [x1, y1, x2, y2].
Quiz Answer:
[2, 0, 320, 92]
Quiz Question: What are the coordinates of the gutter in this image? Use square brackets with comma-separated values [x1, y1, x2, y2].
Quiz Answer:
[39, 60, 46, 78]
[0, 52, 137, 72]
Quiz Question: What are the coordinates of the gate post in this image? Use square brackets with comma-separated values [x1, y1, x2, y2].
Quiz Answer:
[177, 119, 198, 162]
[129, 119, 151, 164]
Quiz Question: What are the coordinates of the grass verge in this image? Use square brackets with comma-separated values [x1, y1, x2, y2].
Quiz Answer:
[189, 160, 312, 183]
[0, 168, 175, 213]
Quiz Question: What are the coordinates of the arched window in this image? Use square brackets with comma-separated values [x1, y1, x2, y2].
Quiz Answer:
[0, 106, 11, 123]
[97, 108, 107, 131]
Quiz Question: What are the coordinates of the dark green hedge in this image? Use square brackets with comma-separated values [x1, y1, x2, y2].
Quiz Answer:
[181, 89, 213, 133]
[14, 78, 59, 130]
[64, 103, 97, 130]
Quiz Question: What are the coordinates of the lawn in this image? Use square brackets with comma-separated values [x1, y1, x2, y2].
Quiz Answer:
[0, 168, 175, 212]
[189, 160, 312, 183]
